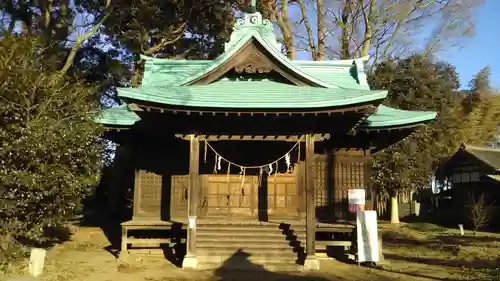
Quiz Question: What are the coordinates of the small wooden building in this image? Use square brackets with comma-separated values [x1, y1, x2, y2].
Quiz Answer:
[437, 144, 500, 228]
[95, 10, 436, 270]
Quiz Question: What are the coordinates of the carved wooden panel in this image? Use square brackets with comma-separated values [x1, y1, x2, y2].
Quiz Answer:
[234, 53, 272, 74]
[188, 39, 316, 86]
[133, 170, 162, 219]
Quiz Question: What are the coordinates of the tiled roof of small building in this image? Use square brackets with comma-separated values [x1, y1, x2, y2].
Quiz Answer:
[463, 144, 500, 171]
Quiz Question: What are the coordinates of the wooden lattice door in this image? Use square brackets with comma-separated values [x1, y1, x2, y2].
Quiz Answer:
[333, 150, 370, 221]
[170, 175, 188, 219]
[201, 175, 257, 217]
[267, 174, 300, 218]
[313, 154, 334, 222]
[133, 170, 162, 220]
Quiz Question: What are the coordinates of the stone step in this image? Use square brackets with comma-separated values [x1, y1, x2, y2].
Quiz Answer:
[197, 246, 300, 255]
[197, 240, 303, 250]
[197, 229, 305, 239]
[198, 226, 305, 233]
[197, 260, 304, 271]
[197, 235, 292, 244]
[197, 223, 306, 232]
[197, 253, 299, 264]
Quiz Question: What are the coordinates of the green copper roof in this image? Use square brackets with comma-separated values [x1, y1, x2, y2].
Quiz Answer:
[97, 10, 437, 131]
[360, 105, 437, 129]
[140, 12, 366, 90]
[117, 79, 387, 109]
[95, 104, 141, 126]
[292, 58, 370, 90]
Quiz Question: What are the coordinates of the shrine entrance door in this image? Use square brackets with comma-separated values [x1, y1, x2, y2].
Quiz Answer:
[200, 175, 258, 217]
[266, 174, 301, 219]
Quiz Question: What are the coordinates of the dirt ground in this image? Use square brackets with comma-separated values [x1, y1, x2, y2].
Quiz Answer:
[2, 222, 500, 281]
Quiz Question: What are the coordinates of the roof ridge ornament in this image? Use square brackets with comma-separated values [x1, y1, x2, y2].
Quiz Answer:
[234, 12, 271, 30]
[224, 1, 280, 52]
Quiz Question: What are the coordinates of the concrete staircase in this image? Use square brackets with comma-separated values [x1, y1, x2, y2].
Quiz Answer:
[196, 222, 306, 271]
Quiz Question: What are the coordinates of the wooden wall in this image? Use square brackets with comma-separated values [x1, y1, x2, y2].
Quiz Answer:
[314, 149, 372, 222]
[127, 147, 372, 223]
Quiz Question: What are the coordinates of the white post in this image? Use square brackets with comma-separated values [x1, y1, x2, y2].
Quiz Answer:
[28, 248, 46, 277]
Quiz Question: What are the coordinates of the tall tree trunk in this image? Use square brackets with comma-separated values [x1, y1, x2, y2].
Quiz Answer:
[316, 0, 325, 60]
[274, 0, 295, 59]
[131, 58, 145, 87]
[55, 0, 69, 41]
[339, 0, 352, 59]
[390, 191, 400, 224]
[42, 0, 54, 42]
[359, 0, 375, 57]
[297, 0, 316, 60]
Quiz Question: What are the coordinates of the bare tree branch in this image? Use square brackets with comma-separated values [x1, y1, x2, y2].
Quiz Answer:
[59, 0, 113, 75]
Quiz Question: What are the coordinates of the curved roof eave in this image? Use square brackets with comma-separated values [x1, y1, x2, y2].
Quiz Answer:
[94, 104, 141, 126]
[116, 86, 388, 109]
[360, 105, 437, 130]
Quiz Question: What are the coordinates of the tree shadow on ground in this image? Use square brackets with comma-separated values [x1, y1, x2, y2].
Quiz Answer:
[76, 215, 122, 258]
[435, 235, 500, 247]
[212, 250, 327, 281]
[384, 253, 500, 270]
[212, 249, 391, 281]
[372, 265, 461, 281]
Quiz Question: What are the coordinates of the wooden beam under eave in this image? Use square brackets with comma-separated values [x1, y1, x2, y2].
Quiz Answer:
[103, 126, 131, 132]
[129, 103, 377, 116]
[174, 134, 331, 142]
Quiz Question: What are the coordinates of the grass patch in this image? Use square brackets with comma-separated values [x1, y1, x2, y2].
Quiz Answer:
[400, 222, 448, 233]
[381, 222, 500, 280]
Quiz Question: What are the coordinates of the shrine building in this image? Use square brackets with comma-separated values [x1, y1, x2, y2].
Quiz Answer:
[95, 8, 437, 271]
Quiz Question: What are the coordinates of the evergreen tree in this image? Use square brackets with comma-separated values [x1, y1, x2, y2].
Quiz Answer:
[460, 67, 500, 146]
[369, 54, 463, 223]
[0, 36, 104, 263]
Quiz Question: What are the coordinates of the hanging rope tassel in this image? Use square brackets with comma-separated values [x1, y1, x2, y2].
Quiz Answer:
[258, 167, 263, 187]
[297, 138, 301, 164]
[226, 162, 231, 182]
[204, 141, 208, 163]
[285, 153, 291, 173]
[217, 155, 222, 171]
[274, 161, 278, 182]
[213, 155, 218, 174]
[241, 168, 246, 189]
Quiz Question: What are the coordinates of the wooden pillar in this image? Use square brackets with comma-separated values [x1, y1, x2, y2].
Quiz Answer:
[182, 134, 199, 269]
[304, 134, 320, 270]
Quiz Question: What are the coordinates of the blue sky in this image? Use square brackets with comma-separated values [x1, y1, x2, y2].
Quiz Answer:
[441, 0, 499, 89]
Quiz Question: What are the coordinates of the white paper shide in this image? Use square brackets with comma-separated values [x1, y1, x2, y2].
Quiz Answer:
[348, 189, 365, 213]
[188, 216, 196, 229]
